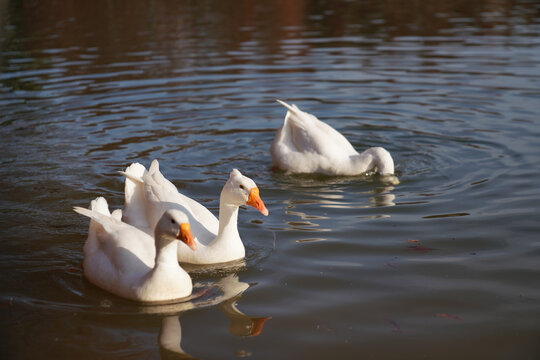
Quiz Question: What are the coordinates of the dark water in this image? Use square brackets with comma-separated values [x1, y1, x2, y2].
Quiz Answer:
[1, 0, 540, 358]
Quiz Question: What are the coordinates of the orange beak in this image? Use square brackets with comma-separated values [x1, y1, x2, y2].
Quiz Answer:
[246, 187, 268, 216]
[178, 223, 197, 251]
[250, 316, 271, 336]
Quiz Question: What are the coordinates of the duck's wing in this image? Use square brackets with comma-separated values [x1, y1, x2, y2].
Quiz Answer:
[121, 162, 152, 233]
[74, 197, 117, 237]
[141, 160, 179, 231]
[277, 100, 358, 158]
[75, 197, 155, 272]
[144, 160, 219, 243]
[173, 191, 219, 235]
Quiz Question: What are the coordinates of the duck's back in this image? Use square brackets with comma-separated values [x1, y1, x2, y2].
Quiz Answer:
[78, 202, 155, 299]
[285, 107, 357, 158]
[272, 101, 359, 173]
[143, 161, 219, 245]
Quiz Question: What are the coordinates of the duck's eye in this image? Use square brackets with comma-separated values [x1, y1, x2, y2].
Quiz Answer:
[171, 219, 176, 224]
[239, 184, 245, 190]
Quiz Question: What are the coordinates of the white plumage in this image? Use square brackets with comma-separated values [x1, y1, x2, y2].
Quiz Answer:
[74, 197, 195, 303]
[271, 100, 395, 176]
[122, 160, 268, 265]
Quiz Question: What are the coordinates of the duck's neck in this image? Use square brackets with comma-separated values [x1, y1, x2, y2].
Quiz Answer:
[143, 233, 191, 300]
[215, 196, 241, 245]
[219, 298, 242, 318]
[353, 147, 394, 175]
[154, 235, 180, 268]
[159, 316, 186, 355]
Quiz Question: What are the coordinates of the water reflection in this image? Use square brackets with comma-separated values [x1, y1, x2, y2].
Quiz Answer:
[159, 316, 195, 360]
[159, 274, 270, 359]
[370, 186, 396, 208]
[319, 185, 396, 210]
[282, 199, 332, 233]
[18, 271, 271, 358]
[285, 184, 395, 216]
[139, 274, 270, 359]
[219, 295, 271, 338]
[273, 178, 397, 242]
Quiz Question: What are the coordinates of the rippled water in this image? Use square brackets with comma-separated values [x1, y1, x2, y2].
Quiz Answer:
[1, 1, 540, 359]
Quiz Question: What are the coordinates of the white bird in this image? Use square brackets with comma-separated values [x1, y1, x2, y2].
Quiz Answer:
[74, 197, 196, 303]
[122, 160, 268, 265]
[271, 100, 395, 176]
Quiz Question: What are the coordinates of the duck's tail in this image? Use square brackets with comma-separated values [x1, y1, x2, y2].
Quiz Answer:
[276, 99, 316, 130]
[145, 159, 178, 196]
[74, 196, 110, 218]
[75, 197, 120, 255]
[121, 162, 150, 230]
[276, 99, 298, 114]
[120, 162, 145, 198]
[74, 197, 115, 233]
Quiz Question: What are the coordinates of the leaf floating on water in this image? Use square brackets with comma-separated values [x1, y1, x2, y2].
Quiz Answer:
[406, 239, 435, 252]
[408, 245, 435, 252]
[315, 324, 332, 332]
[435, 313, 463, 321]
[385, 319, 401, 333]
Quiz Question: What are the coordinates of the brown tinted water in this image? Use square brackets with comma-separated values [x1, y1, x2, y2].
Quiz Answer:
[1, 0, 540, 359]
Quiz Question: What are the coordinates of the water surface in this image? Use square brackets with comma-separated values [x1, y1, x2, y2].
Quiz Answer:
[1, 0, 540, 359]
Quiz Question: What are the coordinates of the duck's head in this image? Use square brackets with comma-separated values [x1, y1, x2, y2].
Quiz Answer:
[222, 169, 269, 216]
[156, 209, 197, 250]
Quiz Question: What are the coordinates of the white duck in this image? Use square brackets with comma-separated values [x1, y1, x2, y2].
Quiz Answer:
[74, 197, 196, 303]
[122, 160, 268, 265]
[271, 100, 395, 176]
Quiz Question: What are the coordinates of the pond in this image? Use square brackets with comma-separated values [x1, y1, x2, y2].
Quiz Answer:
[1, 0, 540, 359]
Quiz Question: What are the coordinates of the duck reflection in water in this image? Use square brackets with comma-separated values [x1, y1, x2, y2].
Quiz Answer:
[369, 185, 396, 208]
[217, 275, 271, 337]
[280, 183, 396, 238]
[153, 274, 270, 359]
